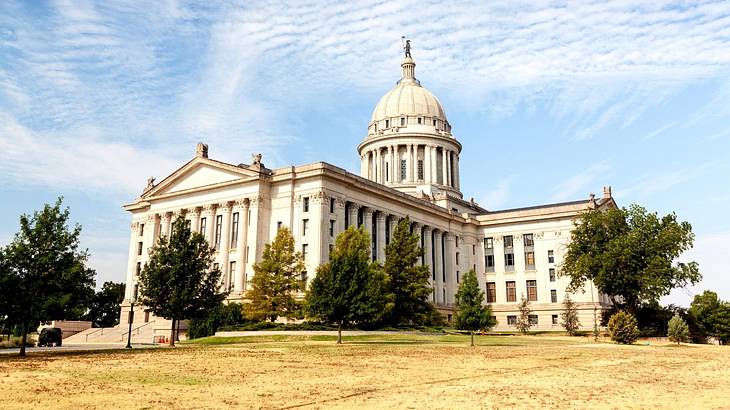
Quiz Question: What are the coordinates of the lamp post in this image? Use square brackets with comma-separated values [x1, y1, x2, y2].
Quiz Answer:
[125, 299, 135, 349]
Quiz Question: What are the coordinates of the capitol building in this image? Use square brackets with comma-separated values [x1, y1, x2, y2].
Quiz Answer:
[118, 48, 614, 336]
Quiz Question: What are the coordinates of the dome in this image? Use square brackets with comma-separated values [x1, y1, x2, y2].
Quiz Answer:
[369, 57, 449, 128]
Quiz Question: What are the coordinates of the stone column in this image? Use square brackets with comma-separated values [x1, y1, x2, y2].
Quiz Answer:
[218, 202, 233, 290]
[389, 145, 395, 183]
[433, 229, 443, 304]
[412, 222, 422, 266]
[234, 199, 249, 293]
[375, 149, 381, 183]
[430, 144, 437, 184]
[124, 222, 139, 301]
[336, 198, 346, 234]
[405, 144, 412, 182]
[245, 197, 265, 289]
[445, 233, 456, 305]
[189, 208, 200, 235]
[411, 144, 418, 182]
[446, 150, 452, 187]
[348, 203, 359, 228]
[202, 204, 216, 245]
[363, 207, 373, 257]
[160, 212, 172, 239]
[389, 215, 398, 242]
[423, 226, 433, 287]
[442, 149, 448, 187]
[453, 153, 460, 190]
[376, 212, 386, 263]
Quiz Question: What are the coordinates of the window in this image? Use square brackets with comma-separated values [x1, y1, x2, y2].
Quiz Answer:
[214, 215, 222, 249]
[385, 119, 390, 128]
[400, 117, 405, 126]
[456, 252, 460, 265]
[552, 315, 559, 325]
[139, 223, 144, 237]
[228, 261, 236, 290]
[549, 268, 556, 282]
[551, 289, 558, 303]
[527, 280, 537, 302]
[443, 288, 446, 303]
[231, 212, 239, 247]
[484, 237, 495, 272]
[525, 251, 535, 268]
[302, 219, 309, 236]
[136, 262, 141, 276]
[277, 221, 282, 231]
[506, 281, 516, 302]
[137, 242, 143, 256]
[504, 253, 514, 269]
[548, 250, 554, 264]
[529, 315, 538, 325]
[329, 244, 334, 254]
[507, 315, 517, 326]
[417, 160, 423, 180]
[386, 163, 389, 181]
[330, 198, 335, 213]
[417, 117, 422, 124]
[485, 255, 495, 272]
[524, 233, 534, 247]
[504, 235, 513, 248]
[133, 284, 138, 301]
[300, 271, 308, 287]
[302, 244, 308, 261]
[303, 197, 310, 212]
[472, 244, 476, 255]
[200, 217, 207, 234]
[245, 246, 249, 263]
[456, 271, 460, 283]
[456, 236, 459, 247]
[329, 220, 335, 237]
[486, 282, 496, 303]
[400, 159, 406, 181]
[485, 237, 494, 249]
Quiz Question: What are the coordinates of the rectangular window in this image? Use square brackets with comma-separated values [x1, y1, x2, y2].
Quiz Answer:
[417, 117, 422, 124]
[329, 220, 335, 237]
[400, 159, 407, 181]
[485, 255, 495, 272]
[302, 244, 308, 261]
[456, 271, 460, 283]
[229, 261, 236, 290]
[133, 284, 138, 301]
[400, 117, 405, 126]
[456, 236, 459, 248]
[303, 197, 310, 212]
[136, 262, 141, 276]
[329, 244, 334, 254]
[507, 315, 517, 326]
[300, 271, 308, 287]
[139, 223, 144, 237]
[277, 221, 282, 231]
[456, 252, 460, 265]
[552, 314, 559, 325]
[302, 219, 309, 236]
[529, 315, 538, 325]
[527, 280, 537, 302]
[549, 268, 556, 282]
[548, 250, 554, 264]
[485, 237, 494, 249]
[551, 289, 558, 303]
[245, 246, 249, 263]
[504, 235, 513, 248]
[330, 198, 335, 213]
[231, 212, 239, 248]
[472, 244, 476, 255]
[200, 217, 207, 234]
[486, 282, 496, 303]
[505, 253, 514, 269]
[385, 119, 390, 128]
[506, 281, 516, 302]
[525, 251, 535, 269]
[524, 233, 534, 247]
[214, 215, 222, 249]
[417, 160, 423, 180]
[137, 241, 143, 256]
[484, 236, 495, 272]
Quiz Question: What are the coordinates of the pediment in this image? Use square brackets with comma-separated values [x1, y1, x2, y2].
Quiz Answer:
[143, 158, 258, 198]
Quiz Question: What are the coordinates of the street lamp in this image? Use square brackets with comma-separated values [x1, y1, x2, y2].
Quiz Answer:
[126, 289, 137, 349]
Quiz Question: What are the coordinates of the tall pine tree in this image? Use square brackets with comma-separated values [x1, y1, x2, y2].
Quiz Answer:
[138, 217, 227, 346]
[245, 226, 305, 322]
[383, 217, 436, 326]
[306, 227, 392, 343]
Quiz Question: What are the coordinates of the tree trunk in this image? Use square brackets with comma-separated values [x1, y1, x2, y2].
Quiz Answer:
[470, 331, 474, 347]
[169, 318, 176, 347]
[337, 321, 342, 344]
[19, 320, 28, 357]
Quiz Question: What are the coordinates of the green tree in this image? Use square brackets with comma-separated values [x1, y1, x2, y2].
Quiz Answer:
[689, 291, 730, 344]
[516, 295, 532, 334]
[138, 217, 228, 347]
[305, 227, 392, 343]
[561, 205, 700, 314]
[560, 294, 581, 336]
[85, 281, 126, 328]
[245, 227, 305, 322]
[455, 270, 495, 346]
[608, 311, 640, 344]
[667, 315, 690, 344]
[1, 198, 96, 356]
[383, 216, 437, 326]
[188, 302, 247, 339]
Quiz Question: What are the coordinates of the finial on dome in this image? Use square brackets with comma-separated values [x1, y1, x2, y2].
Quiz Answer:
[399, 37, 418, 85]
[404, 38, 411, 58]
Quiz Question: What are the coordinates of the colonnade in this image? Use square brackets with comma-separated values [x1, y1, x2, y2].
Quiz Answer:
[360, 143, 460, 190]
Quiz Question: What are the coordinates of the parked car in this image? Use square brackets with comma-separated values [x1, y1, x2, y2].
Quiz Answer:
[37, 327, 62, 347]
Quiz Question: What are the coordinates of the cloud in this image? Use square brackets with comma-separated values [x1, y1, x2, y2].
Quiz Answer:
[481, 177, 513, 210]
[616, 162, 718, 200]
[642, 121, 679, 140]
[551, 160, 613, 202]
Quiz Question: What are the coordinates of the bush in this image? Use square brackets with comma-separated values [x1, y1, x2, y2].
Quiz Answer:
[188, 302, 248, 339]
[0, 336, 35, 349]
[667, 315, 690, 344]
[608, 311, 640, 344]
[219, 321, 336, 332]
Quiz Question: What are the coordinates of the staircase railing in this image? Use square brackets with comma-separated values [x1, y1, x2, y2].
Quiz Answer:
[119, 321, 155, 342]
[85, 327, 105, 341]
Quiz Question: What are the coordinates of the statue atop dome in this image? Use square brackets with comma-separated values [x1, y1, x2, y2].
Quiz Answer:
[404, 39, 411, 58]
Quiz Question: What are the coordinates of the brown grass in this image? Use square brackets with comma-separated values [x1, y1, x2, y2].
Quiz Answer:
[1, 334, 729, 409]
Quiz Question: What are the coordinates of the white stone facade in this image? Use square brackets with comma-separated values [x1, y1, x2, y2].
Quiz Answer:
[120, 51, 614, 331]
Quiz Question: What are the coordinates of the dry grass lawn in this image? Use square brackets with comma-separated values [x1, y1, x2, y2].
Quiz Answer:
[1, 334, 729, 409]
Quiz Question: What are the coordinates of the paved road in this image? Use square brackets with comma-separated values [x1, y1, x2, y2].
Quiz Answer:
[0, 343, 160, 355]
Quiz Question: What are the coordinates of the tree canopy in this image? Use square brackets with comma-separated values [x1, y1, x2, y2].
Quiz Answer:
[305, 226, 392, 343]
[84, 281, 126, 328]
[382, 217, 437, 326]
[455, 270, 495, 346]
[689, 290, 730, 344]
[245, 226, 305, 322]
[560, 294, 581, 336]
[0, 198, 96, 356]
[561, 204, 700, 313]
[137, 217, 228, 346]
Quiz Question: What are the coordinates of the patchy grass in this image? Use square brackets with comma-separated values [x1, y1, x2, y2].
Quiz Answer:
[1, 334, 729, 409]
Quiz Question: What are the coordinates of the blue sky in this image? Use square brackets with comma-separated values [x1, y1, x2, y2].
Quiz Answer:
[1, 1, 729, 307]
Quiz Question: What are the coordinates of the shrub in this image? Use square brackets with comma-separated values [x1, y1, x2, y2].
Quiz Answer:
[560, 295, 581, 336]
[667, 315, 690, 344]
[608, 311, 640, 344]
[188, 302, 248, 339]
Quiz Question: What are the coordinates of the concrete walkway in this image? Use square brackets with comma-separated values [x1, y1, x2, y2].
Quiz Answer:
[0, 343, 160, 355]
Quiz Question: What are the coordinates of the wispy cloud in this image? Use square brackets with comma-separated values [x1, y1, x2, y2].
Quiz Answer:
[642, 121, 679, 140]
[551, 160, 613, 202]
[616, 162, 718, 199]
[481, 177, 513, 210]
